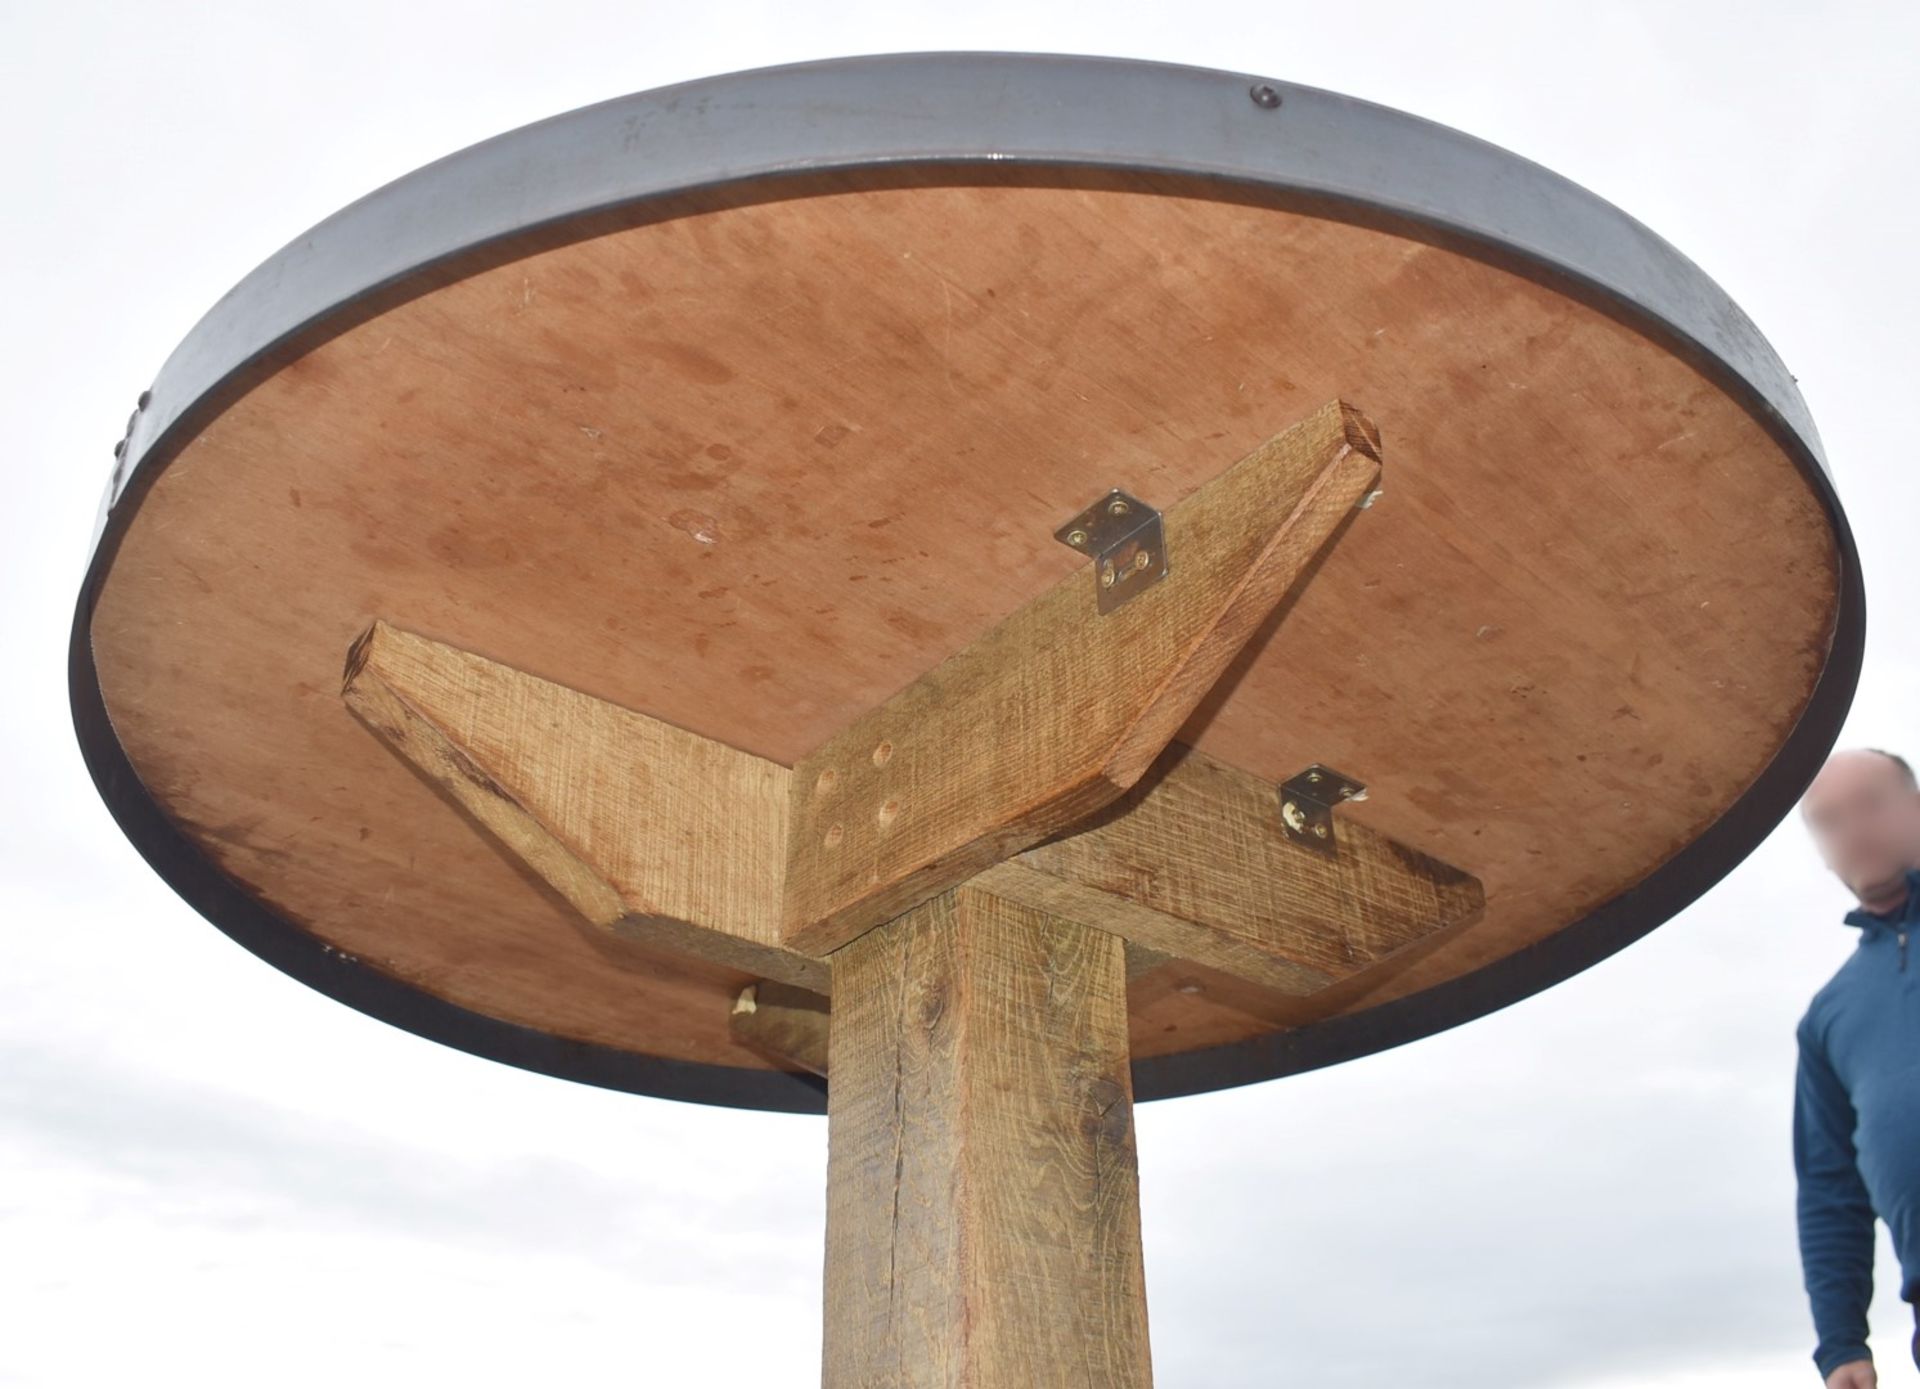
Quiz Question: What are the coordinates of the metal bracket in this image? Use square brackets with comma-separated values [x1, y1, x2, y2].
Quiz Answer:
[1277, 764, 1368, 855]
[1053, 488, 1169, 614]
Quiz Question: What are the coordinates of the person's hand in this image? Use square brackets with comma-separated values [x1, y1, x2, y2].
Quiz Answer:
[1825, 1357, 1876, 1388]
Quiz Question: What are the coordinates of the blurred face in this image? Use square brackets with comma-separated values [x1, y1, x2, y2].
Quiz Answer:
[1802, 751, 1920, 903]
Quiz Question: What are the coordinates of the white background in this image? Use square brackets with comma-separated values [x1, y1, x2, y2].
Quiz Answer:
[4, 3, 1917, 1385]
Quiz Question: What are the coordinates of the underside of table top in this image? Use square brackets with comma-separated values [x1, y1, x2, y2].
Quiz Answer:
[71, 52, 1861, 1111]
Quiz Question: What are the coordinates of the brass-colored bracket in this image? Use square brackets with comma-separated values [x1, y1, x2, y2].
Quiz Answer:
[1278, 764, 1368, 855]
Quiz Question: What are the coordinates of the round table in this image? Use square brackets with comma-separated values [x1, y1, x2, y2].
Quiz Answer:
[70, 51, 1862, 1385]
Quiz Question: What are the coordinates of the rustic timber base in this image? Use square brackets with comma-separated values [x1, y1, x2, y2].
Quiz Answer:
[825, 887, 1150, 1386]
[337, 398, 1484, 1385]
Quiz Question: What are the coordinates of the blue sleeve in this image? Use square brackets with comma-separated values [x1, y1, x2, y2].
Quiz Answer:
[1794, 1014, 1878, 1378]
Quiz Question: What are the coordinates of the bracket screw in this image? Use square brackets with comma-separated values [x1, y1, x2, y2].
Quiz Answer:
[1249, 84, 1282, 109]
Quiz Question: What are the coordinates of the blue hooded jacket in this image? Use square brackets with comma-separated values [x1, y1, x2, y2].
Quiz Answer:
[1794, 864, 1920, 1378]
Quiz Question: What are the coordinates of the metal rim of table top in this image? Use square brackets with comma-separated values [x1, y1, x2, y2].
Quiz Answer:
[68, 50, 1865, 1112]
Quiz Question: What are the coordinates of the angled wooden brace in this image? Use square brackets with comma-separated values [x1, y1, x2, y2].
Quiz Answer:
[339, 398, 1482, 1013]
[341, 618, 825, 993]
[783, 396, 1387, 955]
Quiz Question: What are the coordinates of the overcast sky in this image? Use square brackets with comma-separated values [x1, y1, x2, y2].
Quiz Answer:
[4, 3, 1918, 1386]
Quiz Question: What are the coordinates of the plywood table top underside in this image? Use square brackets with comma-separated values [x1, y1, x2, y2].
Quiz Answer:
[89, 173, 1839, 1079]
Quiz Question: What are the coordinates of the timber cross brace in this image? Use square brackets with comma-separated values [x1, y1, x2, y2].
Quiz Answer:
[338, 396, 1486, 1387]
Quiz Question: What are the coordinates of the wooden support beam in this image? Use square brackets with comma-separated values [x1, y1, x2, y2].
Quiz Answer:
[725, 940, 1166, 1082]
[721, 929, 1288, 1085]
[782, 397, 1383, 957]
[976, 740, 1486, 995]
[337, 615, 1479, 1008]
[729, 981, 829, 1077]
[823, 884, 1152, 1387]
[341, 619, 827, 994]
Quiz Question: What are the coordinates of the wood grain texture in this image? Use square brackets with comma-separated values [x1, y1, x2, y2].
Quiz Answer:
[823, 885, 1151, 1387]
[725, 952, 1168, 1083]
[340, 617, 825, 992]
[729, 981, 830, 1076]
[87, 175, 1842, 1076]
[785, 397, 1381, 957]
[335, 618, 1480, 1011]
[976, 739, 1486, 995]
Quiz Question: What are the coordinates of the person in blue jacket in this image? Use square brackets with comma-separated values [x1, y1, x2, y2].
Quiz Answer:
[1795, 746, 1920, 1386]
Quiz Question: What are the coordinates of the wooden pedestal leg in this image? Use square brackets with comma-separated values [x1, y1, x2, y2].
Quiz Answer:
[334, 399, 1480, 1385]
[823, 884, 1152, 1388]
